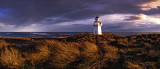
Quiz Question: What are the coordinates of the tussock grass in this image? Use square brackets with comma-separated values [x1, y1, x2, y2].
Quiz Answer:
[0, 40, 10, 49]
[103, 45, 119, 61]
[0, 47, 25, 68]
[77, 42, 119, 69]
[24, 45, 51, 66]
[125, 61, 142, 69]
[44, 40, 80, 68]
[78, 42, 102, 69]
[42, 40, 119, 69]
[0, 34, 159, 68]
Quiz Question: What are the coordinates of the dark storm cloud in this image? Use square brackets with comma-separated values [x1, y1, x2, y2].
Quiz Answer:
[0, 0, 151, 24]
[0, 8, 12, 21]
[0, 0, 159, 32]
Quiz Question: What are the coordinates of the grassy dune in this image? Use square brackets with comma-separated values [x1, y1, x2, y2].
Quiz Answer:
[0, 33, 160, 69]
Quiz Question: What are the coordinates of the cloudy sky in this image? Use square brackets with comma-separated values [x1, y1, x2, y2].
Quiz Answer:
[0, 0, 160, 32]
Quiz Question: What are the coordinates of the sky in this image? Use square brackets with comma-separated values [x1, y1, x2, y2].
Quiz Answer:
[0, 0, 160, 32]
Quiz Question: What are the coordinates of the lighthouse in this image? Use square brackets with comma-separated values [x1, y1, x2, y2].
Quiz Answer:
[93, 16, 102, 35]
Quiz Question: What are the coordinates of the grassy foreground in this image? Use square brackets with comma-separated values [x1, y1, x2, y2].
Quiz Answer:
[0, 33, 160, 69]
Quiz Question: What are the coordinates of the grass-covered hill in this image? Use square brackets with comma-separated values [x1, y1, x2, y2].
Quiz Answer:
[0, 33, 160, 69]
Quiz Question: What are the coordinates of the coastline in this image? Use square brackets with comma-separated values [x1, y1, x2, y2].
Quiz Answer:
[0, 32, 160, 38]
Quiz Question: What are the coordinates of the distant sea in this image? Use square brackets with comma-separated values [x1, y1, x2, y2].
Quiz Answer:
[0, 32, 160, 38]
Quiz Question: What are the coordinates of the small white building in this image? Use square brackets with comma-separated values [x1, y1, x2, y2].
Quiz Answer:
[93, 16, 102, 35]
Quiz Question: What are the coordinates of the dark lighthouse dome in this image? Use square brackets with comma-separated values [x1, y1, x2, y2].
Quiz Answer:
[95, 16, 100, 20]
[96, 16, 99, 18]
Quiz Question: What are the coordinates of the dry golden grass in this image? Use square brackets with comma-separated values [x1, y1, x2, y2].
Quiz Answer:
[144, 43, 152, 48]
[45, 40, 80, 68]
[24, 45, 51, 65]
[103, 45, 119, 62]
[78, 42, 102, 69]
[6, 37, 32, 41]
[0, 40, 10, 49]
[70, 42, 119, 69]
[0, 47, 26, 68]
[0, 34, 160, 68]
[36, 40, 119, 69]
[0, 39, 119, 69]
[125, 61, 143, 69]
[117, 38, 129, 46]
[145, 50, 160, 57]
[80, 42, 99, 57]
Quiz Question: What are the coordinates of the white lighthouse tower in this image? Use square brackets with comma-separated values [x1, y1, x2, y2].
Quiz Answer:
[93, 16, 102, 35]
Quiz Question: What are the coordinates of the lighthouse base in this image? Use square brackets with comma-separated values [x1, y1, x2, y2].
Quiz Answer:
[94, 26, 102, 35]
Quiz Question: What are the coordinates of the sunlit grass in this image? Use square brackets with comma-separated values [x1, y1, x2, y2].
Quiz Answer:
[0, 34, 159, 68]
[0, 47, 26, 68]
[24, 45, 51, 65]
[6, 37, 32, 41]
[44, 40, 80, 68]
